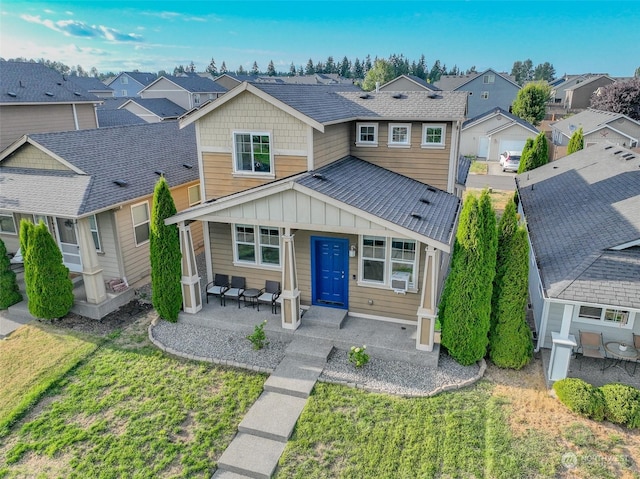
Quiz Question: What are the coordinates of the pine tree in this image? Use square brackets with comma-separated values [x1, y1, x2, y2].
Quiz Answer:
[206, 58, 217, 75]
[251, 61, 259, 75]
[0, 238, 22, 309]
[267, 60, 276, 76]
[305, 58, 315, 75]
[26, 222, 74, 319]
[517, 137, 535, 174]
[150, 177, 183, 322]
[289, 62, 296, 76]
[567, 127, 584, 154]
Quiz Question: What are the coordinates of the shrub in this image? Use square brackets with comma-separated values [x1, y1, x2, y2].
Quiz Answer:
[246, 320, 269, 350]
[0, 238, 22, 309]
[553, 378, 605, 421]
[348, 345, 369, 368]
[599, 383, 640, 428]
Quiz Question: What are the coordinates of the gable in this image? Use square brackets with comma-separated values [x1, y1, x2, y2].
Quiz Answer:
[584, 125, 636, 144]
[1, 143, 72, 171]
[605, 117, 640, 139]
[144, 77, 184, 93]
[380, 77, 430, 92]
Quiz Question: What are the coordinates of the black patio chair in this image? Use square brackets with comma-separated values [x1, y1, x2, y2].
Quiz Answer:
[223, 276, 245, 308]
[205, 274, 229, 305]
[257, 280, 281, 314]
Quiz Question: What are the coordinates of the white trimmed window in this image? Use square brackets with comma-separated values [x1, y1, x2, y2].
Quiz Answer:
[233, 132, 272, 174]
[421, 123, 446, 148]
[193, 94, 201, 105]
[0, 212, 17, 234]
[233, 224, 280, 267]
[122, 76, 129, 84]
[576, 305, 635, 329]
[481, 91, 489, 99]
[391, 239, 417, 288]
[188, 184, 201, 206]
[360, 236, 418, 290]
[362, 236, 386, 283]
[388, 123, 411, 147]
[88, 214, 101, 252]
[356, 123, 378, 146]
[121, 90, 128, 96]
[131, 202, 150, 246]
[483, 74, 495, 84]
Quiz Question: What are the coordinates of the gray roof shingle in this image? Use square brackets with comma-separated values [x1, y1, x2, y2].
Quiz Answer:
[462, 107, 538, 133]
[97, 109, 146, 127]
[160, 75, 227, 93]
[68, 76, 113, 92]
[120, 72, 157, 86]
[124, 98, 186, 118]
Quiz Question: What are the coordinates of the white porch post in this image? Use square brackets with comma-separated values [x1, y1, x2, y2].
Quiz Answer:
[416, 246, 440, 351]
[281, 229, 301, 330]
[76, 217, 106, 304]
[179, 221, 202, 314]
[548, 304, 577, 381]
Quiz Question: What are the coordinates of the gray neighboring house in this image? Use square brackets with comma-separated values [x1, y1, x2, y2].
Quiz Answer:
[119, 98, 186, 123]
[68, 76, 114, 98]
[97, 108, 146, 127]
[379, 75, 441, 92]
[434, 68, 520, 119]
[106, 71, 157, 98]
[516, 143, 640, 381]
[563, 75, 615, 110]
[551, 108, 640, 148]
[139, 74, 227, 110]
[213, 72, 355, 90]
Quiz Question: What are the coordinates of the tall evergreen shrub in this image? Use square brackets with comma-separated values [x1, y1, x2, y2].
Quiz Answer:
[567, 127, 584, 155]
[531, 131, 549, 168]
[19, 220, 35, 306]
[516, 138, 535, 174]
[0, 238, 22, 309]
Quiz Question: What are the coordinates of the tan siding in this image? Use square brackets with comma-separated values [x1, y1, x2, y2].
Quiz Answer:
[141, 79, 191, 110]
[75, 104, 98, 129]
[2, 144, 72, 170]
[313, 123, 351, 168]
[96, 211, 123, 280]
[172, 181, 204, 252]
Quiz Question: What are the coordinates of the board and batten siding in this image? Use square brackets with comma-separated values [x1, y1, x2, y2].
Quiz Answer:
[350, 121, 452, 191]
[313, 123, 351, 169]
[1, 144, 72, 170]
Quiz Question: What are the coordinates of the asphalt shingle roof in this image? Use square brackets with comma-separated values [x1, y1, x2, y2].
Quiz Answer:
[551, 108, 630, 138]
[161, 75, 227, 93]
[125, 98, 186, 118]
[121, 72, 157, 86]
[1, 60, 100, 104]
[456, 156, 471, 186]
[68, 76, 113, 92]
[97, 109, 147, 127]
[462, 107, 538, 133]
[296, 156, 460, 245]
[0, 121, 198, 217]
[516, 143, 640, 307]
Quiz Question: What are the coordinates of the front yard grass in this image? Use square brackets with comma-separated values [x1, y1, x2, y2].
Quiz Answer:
[469, 159, 489, 174]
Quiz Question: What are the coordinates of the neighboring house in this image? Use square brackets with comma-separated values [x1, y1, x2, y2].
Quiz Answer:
[434, 68, 520, 118]
[139, 74, 227, 110]
[551, 109, 640, 149]
[68, 76, 114, 98]
[213, 73, 354, 90]
[516, 143, 640, 381]
[0, 121, 202, 319]
[460, 107, 538, 160]
[379, 75, 441, 92]
[563, 75, 615, 110]
[119, 98, 186, 123]
[106, 71, 157, 98]
[165, 82, 469, 352]
[97, 108, 147, 128]
[548, 74, 590, 104]
[0, 60, 101, 151]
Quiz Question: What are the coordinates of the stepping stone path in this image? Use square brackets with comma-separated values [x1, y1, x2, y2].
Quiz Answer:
[213, 336, 334, 479]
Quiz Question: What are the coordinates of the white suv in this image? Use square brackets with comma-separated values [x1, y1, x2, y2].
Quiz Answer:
[499, 150, 522, 172]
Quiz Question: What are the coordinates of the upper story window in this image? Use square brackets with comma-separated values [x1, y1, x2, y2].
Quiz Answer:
[233, 132, 272, 174]
[131, 202, 150, 246]
[121, 90, 128, 97]
[388, 123, 411, 147]
[188, 184, 201, 206]
[421, 123, 446, 148]
[122, 76, 129, 84]
[576, 305, 635, 330]
[0, 211, 17, 234]
[193, 94, 201, 105]
[356, 123, 378, 147]
[481, 91, 489, 100]
[483, 74, 495, 84]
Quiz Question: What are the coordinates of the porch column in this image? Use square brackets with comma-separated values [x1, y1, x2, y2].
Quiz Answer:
[548, 304, 577, 381]
[179, 222, 202, 314]
[76, 217, 106, 304]
[416, 246, 440, 351]
[281, 230, 301, 330]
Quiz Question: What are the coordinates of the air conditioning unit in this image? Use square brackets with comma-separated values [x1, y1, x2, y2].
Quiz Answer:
[391, 271, 410, 294]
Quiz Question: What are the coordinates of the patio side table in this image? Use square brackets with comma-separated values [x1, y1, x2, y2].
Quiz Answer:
[604, 341, 638, 376]
[242, 288, 261, 309]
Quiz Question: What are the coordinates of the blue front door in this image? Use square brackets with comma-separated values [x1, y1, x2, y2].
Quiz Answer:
[311, 236, 349, 309]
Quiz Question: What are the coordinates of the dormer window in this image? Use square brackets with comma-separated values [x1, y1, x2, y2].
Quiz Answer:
[356, 123, 378, 147]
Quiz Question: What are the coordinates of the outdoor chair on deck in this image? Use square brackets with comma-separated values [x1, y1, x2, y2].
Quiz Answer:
[257, 280, 281, 314]
[222, 276, 245, 308]
[205, 274, 229, 305]
[577, 331, 606, 372]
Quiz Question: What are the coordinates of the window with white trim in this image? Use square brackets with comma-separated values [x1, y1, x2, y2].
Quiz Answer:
[188, 184, 201, 206]
[0, 212, 17, 234]
[362, 236, 386, 283]
[483, 74, 495, 84]
[388, 123, 411, 147]
[233, 132, 272, 174]
[122, 76, 129, 84]
[421, 124, 446, 147]
[576, 305, 635, 329]
[131, 202, 150, 246]
[193, 94, 201, 105]
[360, 236, 418, 289]
[234, 224, 280, 266]
[391, 239, 416, 288]
[121, 90, 128, 96]
[88, 214, 101, 252]
[481, 91, 489, 99]
[356, 123, 378, 146]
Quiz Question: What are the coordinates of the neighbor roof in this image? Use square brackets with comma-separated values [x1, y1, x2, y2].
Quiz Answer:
[68, 76, 113, 93]
[121, 98, 186, 118]
[462, 107, 538, 134]
[0, 60, 100, 104]
[380, 74, 441, 91]
[97, 109, 146, 127]
[0, 121, 198, 217]
[106, 71, 157, 87]
[147, 75, 227, 93]
[516, 143, 640, 307]
[563, 74, 614, 91]
[551, 108, 640, 139]
[434, 68, 518, 91]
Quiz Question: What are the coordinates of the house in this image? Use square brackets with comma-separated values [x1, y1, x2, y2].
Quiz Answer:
[379, 74, 441, 92]
[164, 82, 469, 351]
[68, 76, 114, 98]
[139, 74, 227, 110]
[515, 143, 640, 381]
[434, 68, 520, 119]
[213, 73, 354, 90]
[563, 75, 615, 110]
[119, 98, 186, 123]
[551, 109, 640, 151]
[0, 60, 101, 151]
[106, 71, 157, 98]
[460, 107, 538, 160]
[549, 74, 592, 104]
[0, 121, 202, 319]
[97, 108, 147, 127]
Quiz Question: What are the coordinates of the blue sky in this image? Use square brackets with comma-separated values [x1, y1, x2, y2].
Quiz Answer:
[1, 1, 638, 77]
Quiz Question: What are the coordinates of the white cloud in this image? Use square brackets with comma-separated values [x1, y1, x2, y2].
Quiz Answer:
[141, 10, 215, 23]
[20, 14, 143, 43]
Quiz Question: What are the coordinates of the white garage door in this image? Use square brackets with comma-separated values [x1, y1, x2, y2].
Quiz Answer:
[498, 139, 526, 154]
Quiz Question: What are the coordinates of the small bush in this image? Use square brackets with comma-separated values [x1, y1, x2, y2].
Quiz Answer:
[600, 383, 640, 428]
[553, 378, 605, 421]
[348, 345, 369, 368]
[246, 320, 269, 350]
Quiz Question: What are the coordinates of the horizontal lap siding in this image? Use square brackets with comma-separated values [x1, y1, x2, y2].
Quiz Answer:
[313, 123, 350, 169]
[172, 181, 204, 252]
[116, 198, 152, 287]
[96, 211, 122, 281]
[0, 105, 76, 150]
[75, 104, 98, 129]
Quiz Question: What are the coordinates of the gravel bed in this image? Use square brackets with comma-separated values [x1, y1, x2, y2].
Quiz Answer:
[151, 321, 288, 370]
[320, 347, 482, 397]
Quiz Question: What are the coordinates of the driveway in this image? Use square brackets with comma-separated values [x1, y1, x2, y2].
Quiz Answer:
[466, 161, 517, 191]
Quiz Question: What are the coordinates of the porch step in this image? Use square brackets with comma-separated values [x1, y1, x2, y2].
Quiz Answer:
[238, 391, 307, 442]
[302, 306, 347, 329]
[264, 356, 324, 398]
[216, 433, 286, 479]
[6, 300, 34, 324]
[285, 336, 333, 363]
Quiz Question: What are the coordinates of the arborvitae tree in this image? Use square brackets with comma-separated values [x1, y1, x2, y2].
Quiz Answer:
[19, 220, 34, 296]
[26, 222, 74, 319]
[478, 189, 498, 321]
[531, 131, 549, 168]
[0, 238, 22, 309]
[489, 226, 532, 369]
[517, 137, 535, 174]
[567, 127, 584, 154]
[150, 177, 182, 322]
[511, 81, 551, 126]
